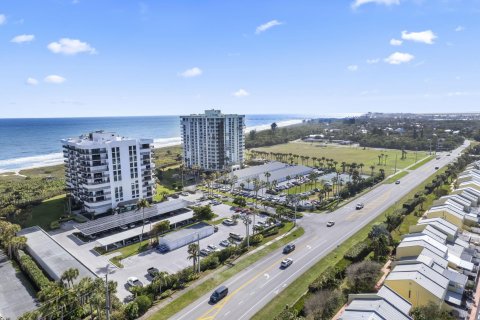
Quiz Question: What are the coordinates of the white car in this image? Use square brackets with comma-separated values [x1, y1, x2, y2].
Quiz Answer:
[207, 244, 218, 251]
[222, 219, 236, 226]
[127, 277, 143, 287]
[281, 258, 293, 268]
[327, 221, 335, 227]
[220, 240, 230, 247]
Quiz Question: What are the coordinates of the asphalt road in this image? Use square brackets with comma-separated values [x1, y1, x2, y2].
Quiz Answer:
[170, 141, 469, 320]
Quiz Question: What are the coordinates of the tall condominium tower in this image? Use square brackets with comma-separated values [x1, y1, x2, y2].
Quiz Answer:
[62, 131, 155, 215]
[181, 109, 245, 171]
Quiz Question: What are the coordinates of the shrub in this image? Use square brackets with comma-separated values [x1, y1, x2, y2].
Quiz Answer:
[303, 289, 346, 320]
[346, 261, 382, 293]
[200, 256, 220, 271]
[160, 289, 173, 299]
[344, 241, 371, 262]
[233, 196, 247, 207]
[17, 250, 51, 290]
[134, 295, 152, 315]
[250, 234, 264, 245]
[262, 227, 279, 238]
[49, 221, 60, 230]
[124, 302, 139, 320]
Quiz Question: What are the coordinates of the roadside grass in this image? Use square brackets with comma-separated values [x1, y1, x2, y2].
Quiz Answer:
[253, 142, 429, 176]
[148, 226, 305, 320]
[252, 164, 449, 320]
[23, 194, 66, 230]
[385, 171, 409, 184]
[408, 155, 434, 170]
[154, 183, 176, 202]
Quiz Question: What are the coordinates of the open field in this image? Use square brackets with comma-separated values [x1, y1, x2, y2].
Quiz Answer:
[153, 145, 182, 169]
[23, 194, 66, 230]
[253, 142, 429, 176]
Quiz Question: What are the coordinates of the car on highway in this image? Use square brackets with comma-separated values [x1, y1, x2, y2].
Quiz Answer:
[280, 258, 293, 268]
[147, 267, 159, 277]
[435, 166, 439, 170]
[220, 240, 230, 247]
[210, 286, 228, 303]
[127, 277, 143, 288]
[356, 203, 364, 210]
[283, 243, 296, 254]
[222, 219, 236, 226]
[327, 221, 335, 227]
[395, 180, 401, 184]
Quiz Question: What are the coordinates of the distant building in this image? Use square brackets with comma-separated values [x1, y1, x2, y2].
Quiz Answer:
[62, 131, 155, 215]
[180, 109, 245, 171]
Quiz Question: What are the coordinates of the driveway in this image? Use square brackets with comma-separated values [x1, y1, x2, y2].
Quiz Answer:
[0, 251, 38, 319]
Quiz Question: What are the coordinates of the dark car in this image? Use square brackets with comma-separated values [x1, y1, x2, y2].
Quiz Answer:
[283, 243, 296, 254]
[147, 267, 159, 277]
[210, 286, 228, 303]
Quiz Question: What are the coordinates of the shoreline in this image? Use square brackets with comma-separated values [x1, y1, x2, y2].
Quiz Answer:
[0, 119, 304, 174]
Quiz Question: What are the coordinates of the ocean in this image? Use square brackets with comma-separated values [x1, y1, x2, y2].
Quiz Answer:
[0, 114, 305, 172]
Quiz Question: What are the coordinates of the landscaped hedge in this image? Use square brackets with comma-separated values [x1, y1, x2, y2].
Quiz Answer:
[344, 240, 371, 262]
[17, 250, 51, 290]
[308, 259, 351, 292]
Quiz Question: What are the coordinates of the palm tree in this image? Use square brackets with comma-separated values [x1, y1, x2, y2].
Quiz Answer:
[187, 243, 199, 272]
[242, 215, 252, 247]
[150, 220, 170, 243]
[264, 172, 271, 186]
[61, 268, 79, 288]
[370, 165, 375, 177]
[136, 198, 151, 242]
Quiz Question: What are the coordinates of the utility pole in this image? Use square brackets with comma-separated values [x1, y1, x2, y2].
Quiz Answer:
[394, 154, 397, 174]
[415, 147, 418, 163]
[197, 233, 201, 273]
[105, 264, 111, 320]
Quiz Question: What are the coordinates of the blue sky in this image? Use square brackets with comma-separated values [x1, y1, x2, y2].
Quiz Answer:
[1, 0, 479, 118]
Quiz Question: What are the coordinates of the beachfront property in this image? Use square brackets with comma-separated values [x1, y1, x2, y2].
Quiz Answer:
[180, 109, 245, 171]
[62, 131, 155, 215]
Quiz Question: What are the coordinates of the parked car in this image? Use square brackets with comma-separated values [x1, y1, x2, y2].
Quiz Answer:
[157, 244, 169, 253]
[283, 243, 295, 254]
[280, 258, 293, 268]
[127, 277, 143, 288]
[128, 224, 136, 228]
[220, 240, 231, 247]
[147, 267, 159, 277]
[222, 219, 236, 226]
[200, 248, 211, 256]
[327, 221, 335, 227]
[119, 225, 128, 231]
[207, 244, 219, 251]
[229, 232, 244, 241]
[356, 203, 364, 210]
[210, 286, 228, 303]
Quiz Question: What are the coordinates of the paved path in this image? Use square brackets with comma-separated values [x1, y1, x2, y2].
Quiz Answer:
[0, 251, 38, 319]
[168, 142, 468, 320]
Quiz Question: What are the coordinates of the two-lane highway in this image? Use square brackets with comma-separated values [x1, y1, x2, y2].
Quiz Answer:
[170, 142, 469, 320]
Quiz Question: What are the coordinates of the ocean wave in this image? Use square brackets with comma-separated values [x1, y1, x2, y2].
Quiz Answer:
[0, 152, 64, 173]
[245, 119, 303, 133]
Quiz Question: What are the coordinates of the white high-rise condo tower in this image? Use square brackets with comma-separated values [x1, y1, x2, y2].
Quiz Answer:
[181, 109, 245, 171]
[62, 131, 155, 215]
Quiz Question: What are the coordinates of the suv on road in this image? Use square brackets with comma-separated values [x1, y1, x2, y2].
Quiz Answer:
[283, 243, 296, 254]
[356, 203, 364, 210]
[280, 258, 293, 268]
[210, 286, 228, 303]
[327, 221, 335, 227]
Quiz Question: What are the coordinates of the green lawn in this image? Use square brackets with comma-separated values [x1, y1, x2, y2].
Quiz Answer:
[109, 240, 150, 267]
[253, 142, 429, 176]
[153, 183, 176, 202]
[409, 155, 434, 170]
[148, 226, 304, 320]
[23, 194, 66, 230]
[252, 164, 449, 320]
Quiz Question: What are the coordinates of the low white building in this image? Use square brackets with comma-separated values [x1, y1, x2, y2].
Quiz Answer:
[62, 131, 155, 215]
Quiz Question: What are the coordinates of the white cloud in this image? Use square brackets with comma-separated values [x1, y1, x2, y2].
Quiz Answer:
[390, 38, 402, 46]
[255, 20, 283, 34]
[347, 65, 359, 71]
[47, 38, 96, 55]
[44, 75, 66, 84]
[0, 14, 6, 25]
[233, 89, 250, 97]
[351, 0, 400, 9]
[11, 34, 35, 43]
[26, 77, 38, 86]
[366, 58, 380, 64]
[179, 67, 202, 78]
[455, 26, 465, 32]
[401, 30, 437, 44]
[384, 52, 414, 64]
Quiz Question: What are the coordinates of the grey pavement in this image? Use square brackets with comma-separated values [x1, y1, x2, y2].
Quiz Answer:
[0, 251, 38, 320]
[169, 142, 469, 320]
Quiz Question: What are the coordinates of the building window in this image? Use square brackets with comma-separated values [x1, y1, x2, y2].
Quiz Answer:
[112, 147, 122, 181]
[115, 186, 123, 202]
[131, 181, 140, 198]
